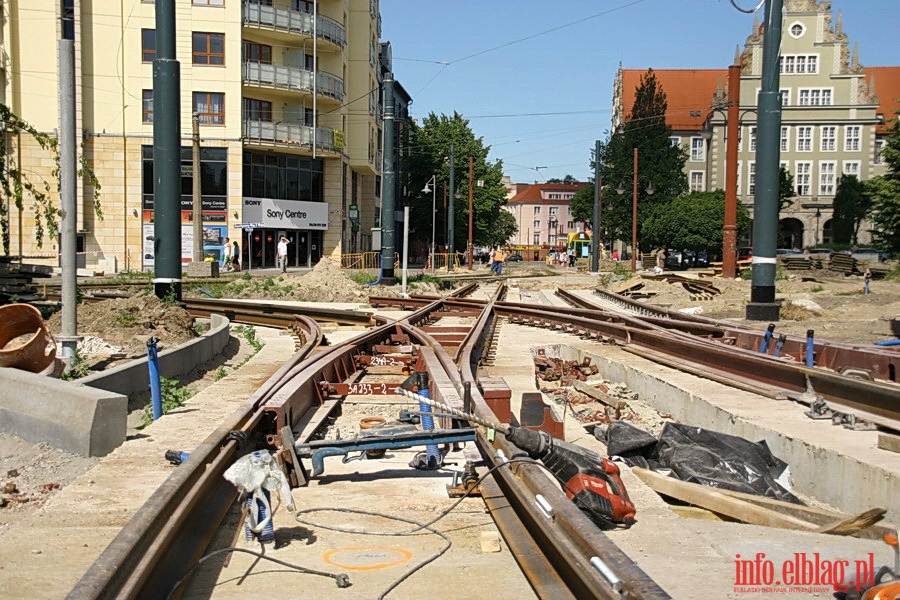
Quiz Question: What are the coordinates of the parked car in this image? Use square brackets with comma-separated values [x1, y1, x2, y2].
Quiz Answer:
[776, 248, 805, 256]
[737, 247, 753, 260]
[505, 253, 523, 262]
[851, 248, 888, 262]
[807, 248, 834, 256]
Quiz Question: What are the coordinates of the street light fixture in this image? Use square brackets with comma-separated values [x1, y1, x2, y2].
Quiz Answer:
[616, 148, 654, 271]
[422, 175, 437, 272]
[814, 208, 821, 246]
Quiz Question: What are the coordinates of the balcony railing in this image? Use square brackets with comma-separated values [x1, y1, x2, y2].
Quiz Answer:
[242, 2, 345, 48]
[243, 62, 343, 101]
[243, 120, 343, 153]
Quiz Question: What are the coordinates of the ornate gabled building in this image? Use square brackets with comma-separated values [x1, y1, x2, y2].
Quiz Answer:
[1, 0, 405, 272]
[613, 0, 900, 248]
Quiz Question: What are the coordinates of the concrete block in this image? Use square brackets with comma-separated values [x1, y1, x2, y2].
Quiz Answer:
[184, 261, 219, 278]
[0, 368, 127, 456]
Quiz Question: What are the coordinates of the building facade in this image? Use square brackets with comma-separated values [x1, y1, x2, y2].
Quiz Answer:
[504, 182, 587, 251]
[1, 0, 400, 272]
[613, 0, 900, 249]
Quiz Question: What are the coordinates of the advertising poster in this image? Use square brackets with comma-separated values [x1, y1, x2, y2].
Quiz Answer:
[141, 211, 227, 270]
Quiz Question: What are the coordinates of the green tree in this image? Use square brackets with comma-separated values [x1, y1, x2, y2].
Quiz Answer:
[0, 104, 102, 253]
[547, 175, 578, 185]
[641, 190, 751, 253]
[831, 174, 867, 244]
[596, 69, 687, 249]
[407, 112, 514, 251]
[569, 183, 594, 226]
[779, 166, 795, 211]
[865, 109, 900, 254]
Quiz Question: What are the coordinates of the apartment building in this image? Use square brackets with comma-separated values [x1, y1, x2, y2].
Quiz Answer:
[1, 0, 396, 272]
[612, 0, 900, 248]
[505, 182, 587, 250]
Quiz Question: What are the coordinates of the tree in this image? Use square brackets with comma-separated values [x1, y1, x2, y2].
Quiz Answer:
[641, 190, 751, 253]
[831, 174, 867, 244]
[0, 103, 101, 254]
[779, 166, 795, 211]
[569, 183, 594, 226]
[547, 175, 578, 185]
[866, 109, 900, 254]
[407, 112, 514, 251]
[596, 69, 687, 249]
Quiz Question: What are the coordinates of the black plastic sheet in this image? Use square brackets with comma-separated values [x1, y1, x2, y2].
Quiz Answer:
[604, 421, 802, 504]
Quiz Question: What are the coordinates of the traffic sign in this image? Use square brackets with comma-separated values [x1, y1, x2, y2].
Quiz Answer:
[234, 222, 263, 231]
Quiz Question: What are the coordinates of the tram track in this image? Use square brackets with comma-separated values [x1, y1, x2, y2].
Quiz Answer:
[58, 282, 900, 599]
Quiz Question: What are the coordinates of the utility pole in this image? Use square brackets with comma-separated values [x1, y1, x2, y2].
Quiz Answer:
[191, 113, 202, 263]
[152, 0, 182, 301]
[380, 73, 396, 284]
[591, 139, 601, 273]
[57, 4, 80, 365]
[746, 0, 783, 321]
[467, 156, 473, 270]
[448, 144, 455, 270]
[721, 63, 741, 279]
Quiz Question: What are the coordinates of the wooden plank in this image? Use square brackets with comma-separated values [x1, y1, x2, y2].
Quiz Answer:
[877, 432, 900, 454]
[815, 509, 887, 536]
[632, 467, 820, 531]
[572, 380, 627, 409]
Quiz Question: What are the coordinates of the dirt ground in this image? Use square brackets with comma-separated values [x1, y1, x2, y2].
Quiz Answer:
[2, 258, 898, 535]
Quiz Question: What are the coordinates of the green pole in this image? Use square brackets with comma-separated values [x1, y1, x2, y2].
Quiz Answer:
[152, 0, 182, 301]
[746, 0, 782, 321]
[591, 139, 601, 273]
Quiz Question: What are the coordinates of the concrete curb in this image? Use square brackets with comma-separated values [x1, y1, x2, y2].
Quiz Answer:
[0, 314, 231, 456]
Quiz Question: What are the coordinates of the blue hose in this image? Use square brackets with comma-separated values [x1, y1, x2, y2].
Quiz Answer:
[875, 339, 900, 346]
[365, 269, 383, 286]
[147, 337, 162, 420]
[417, 388, 441, 468]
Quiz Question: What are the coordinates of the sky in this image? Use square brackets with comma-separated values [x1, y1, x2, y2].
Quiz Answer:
[379, 0, 899, 185]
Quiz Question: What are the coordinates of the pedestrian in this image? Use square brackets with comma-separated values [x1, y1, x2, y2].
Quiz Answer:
[567, 246, 575, 267]
[495, 247, 505, 275]
[489, 247, 499, 274]
[222, 237, 231, 271]
[231, 240, 241, 272]
[277, 235, 289, 272]
[864, 267, 871, 295]
[654, 247, 666, 275]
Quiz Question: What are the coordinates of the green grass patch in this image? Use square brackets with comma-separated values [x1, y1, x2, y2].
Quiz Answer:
[349, 271, 377, 285]
[140, 377, 196, 428]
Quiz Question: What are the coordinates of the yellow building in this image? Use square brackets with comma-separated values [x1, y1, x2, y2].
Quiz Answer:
[2, 0, 388, 272]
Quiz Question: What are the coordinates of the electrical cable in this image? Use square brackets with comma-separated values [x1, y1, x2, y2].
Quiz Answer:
[729, 0, 766, 14]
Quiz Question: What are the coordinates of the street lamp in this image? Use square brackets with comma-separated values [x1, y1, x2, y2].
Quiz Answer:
[422, 175, 437, 272]
[616, 147, 654, 271]
[814, 208, 821, 246]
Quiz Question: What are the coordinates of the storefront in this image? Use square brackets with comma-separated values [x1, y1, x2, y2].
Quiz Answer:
[241, 197, 328, 269]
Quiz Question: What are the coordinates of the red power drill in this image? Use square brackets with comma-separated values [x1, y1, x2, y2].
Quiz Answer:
[505, 426, 636, 529]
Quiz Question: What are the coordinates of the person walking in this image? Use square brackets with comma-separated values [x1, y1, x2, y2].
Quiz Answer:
[489, 247, 499, 274]
[495, 247, 505, 275]
[231, 240, 241, 272]
[864, 267, 872, 295]
[654, 247, 666, 275]
[222, 237, 231, 272]
[277, 236, 289, 272]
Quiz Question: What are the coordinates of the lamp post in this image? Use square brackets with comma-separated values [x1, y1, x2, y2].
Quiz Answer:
[467, 157, 474, 270]
[422, 175, 437, 272]
[616, 147, 654, 271]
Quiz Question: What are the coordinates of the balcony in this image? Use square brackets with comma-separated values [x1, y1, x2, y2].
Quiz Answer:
[242, 2, 345, 49]
[243, 62, 344, 102]
[243, 120, 343, 154]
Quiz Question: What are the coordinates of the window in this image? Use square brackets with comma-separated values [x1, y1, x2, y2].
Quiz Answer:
[142, 146, 228, 213]
[142, 90, 153, 122]
[875, 139, 885, 164]
[193, 92, 225, 125]
[142, 29, 155, 62]
[566, 221, 575, 230]
[749, 126, 757, 152]
[795, 162, 812, 196]
[780, 126, 790, 152]
[798, 88, 832, 106]
[533, 220, 541, 229]
[533, 206, 541, 215]
[845, 126, 861, 152]
[820, 126, 836, 152]
[242, 98, 271, 121]
[842, 161, 860, 177]
[690, 171, 704, 192]
[243, 150, 323, 201]
[780, 54, 818, 74]
[819, 161, 836, 196]
[690, 137, 704, 161]
[779, 89, 790, 106]
[669, 136, 681, 147]
[193, 33, 225, 65]
[747, 162, 756, 196]
[533, 233, 541, 245]
[193, 0, 225, 5]
[549, 206, 559, 215]
[797, 126, 813, 152]
[292, 0, 314, 12]
[789, 22, 805, 38]
[242, 42, 272, 64]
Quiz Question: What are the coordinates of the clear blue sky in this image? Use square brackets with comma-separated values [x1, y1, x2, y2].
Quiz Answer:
[379, 0, 898, 184]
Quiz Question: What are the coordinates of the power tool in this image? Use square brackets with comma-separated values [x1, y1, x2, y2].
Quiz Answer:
[393, 387, 636, 529]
